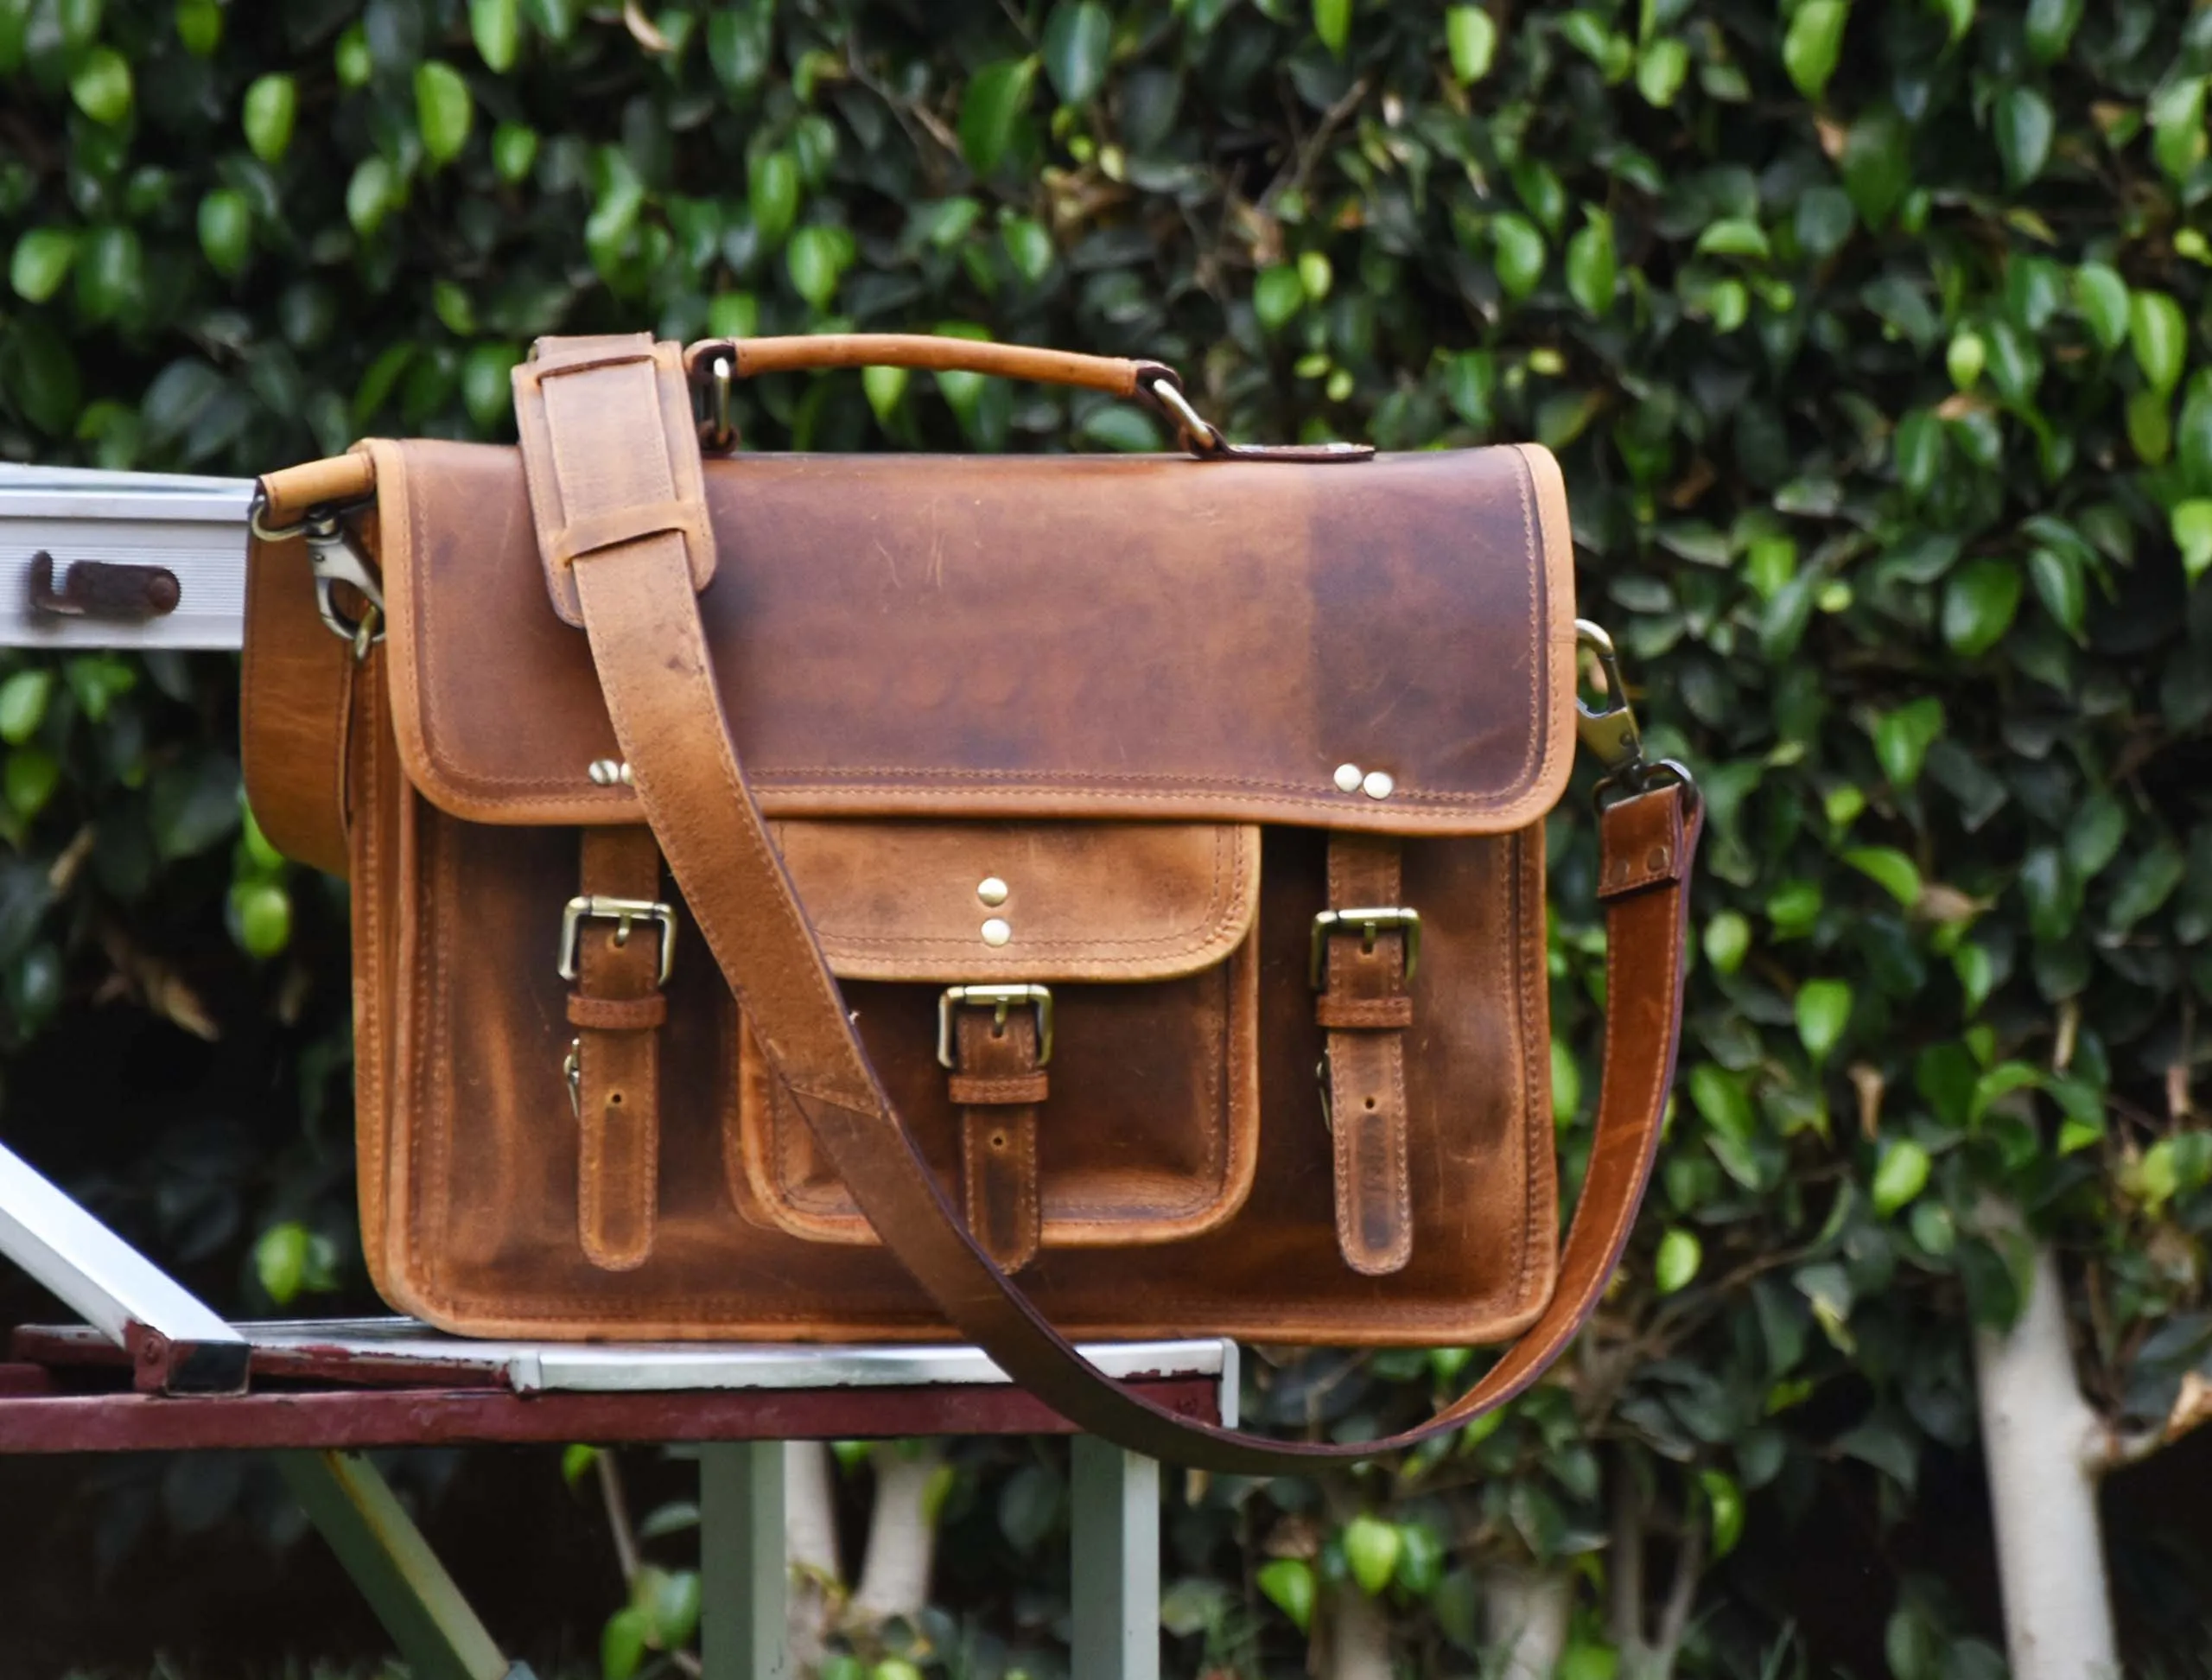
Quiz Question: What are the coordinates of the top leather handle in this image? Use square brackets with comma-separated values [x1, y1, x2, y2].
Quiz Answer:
[681, 334, 1175, 398]
[511, 334, 1697, 1474]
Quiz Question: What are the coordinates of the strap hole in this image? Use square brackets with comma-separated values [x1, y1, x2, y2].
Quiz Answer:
[1363, 1097, 1376, 1110]
[609, 1092, 624, 1106]
[989, 1131, 1007, 1149]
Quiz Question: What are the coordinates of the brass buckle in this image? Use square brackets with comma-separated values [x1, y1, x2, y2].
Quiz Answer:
[557, 895, 677, 985]
[936, 983, 1054, 1070]
[563, 1038, 582, 1119]
[1309, 907, 1422, 990]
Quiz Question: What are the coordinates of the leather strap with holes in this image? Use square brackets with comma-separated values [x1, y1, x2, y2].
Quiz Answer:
[569, 827, 667, 1271]
[511, 334, 1701, 1473]
[1317, 835, 1414, 1276]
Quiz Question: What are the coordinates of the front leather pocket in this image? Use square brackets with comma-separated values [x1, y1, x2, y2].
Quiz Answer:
[730, 821, 1262, 1254]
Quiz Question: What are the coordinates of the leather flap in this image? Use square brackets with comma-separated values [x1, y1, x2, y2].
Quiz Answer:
[367, 438, 1575, 837]
[770, 819, 1257, 982]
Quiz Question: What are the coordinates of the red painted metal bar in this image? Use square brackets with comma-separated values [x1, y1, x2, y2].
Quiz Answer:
[0, 1374, 1223, 1454]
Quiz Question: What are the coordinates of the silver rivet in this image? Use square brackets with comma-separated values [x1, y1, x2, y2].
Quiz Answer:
[588, 759, 632, 786]
[981, 917, 1012, 947]
[1362, 770, 1395, 799]
[1333, 762, 1363, 792]
[976, 876, 1009, 907]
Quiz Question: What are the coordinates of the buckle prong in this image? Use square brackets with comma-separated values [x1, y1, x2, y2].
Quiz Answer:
[558, 895, 677, 985]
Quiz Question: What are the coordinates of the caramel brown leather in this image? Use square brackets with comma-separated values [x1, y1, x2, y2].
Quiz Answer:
[239, 330, 1699, 1472]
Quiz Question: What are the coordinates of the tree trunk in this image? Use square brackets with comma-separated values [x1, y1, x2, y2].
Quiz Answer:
[850, 1441, 946, 1626]
[1483, 1565, 1572, 1680]
[1971, 1240, 2120, 1680]
[785, 1439, 842, 1668]
[1319, 1581, 1393, 1680]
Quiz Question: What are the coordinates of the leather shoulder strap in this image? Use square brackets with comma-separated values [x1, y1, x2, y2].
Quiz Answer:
[511, 338, 1701, 1473]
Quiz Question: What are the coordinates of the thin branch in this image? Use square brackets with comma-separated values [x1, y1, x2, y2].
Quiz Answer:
[596, 1448, 642, 1585]
[1264, 77, 1372, 211]
[1608, 1458, 1645, 1657]
[1651, 1513, 1706, 1668]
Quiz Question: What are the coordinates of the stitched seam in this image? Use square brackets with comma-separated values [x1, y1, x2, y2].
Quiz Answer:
[1511, 829, 1544, 1310]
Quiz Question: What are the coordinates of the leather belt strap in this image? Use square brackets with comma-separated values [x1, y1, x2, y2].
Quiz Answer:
[1317, 836, 1414, 1276]
[949, 1009, 1046, 1274]
[512, 336, 1701, 1473]
[568, 826, 667, 1271]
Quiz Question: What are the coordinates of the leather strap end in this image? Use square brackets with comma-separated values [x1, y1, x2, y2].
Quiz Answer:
[256, 451, 377, 526]
[1598, 786, 1690, 900]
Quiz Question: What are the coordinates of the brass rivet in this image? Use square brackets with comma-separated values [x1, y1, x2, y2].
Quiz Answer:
[981, 917, 1012, 947]
[1333, 762, 1363, 792]
[977, 876, 1009, 907]
[1647, 846, 1669, 871]
[1362, 770, 1395, 800]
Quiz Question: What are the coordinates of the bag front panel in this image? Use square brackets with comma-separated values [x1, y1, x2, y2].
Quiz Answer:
[364, 788, 1554, 1344]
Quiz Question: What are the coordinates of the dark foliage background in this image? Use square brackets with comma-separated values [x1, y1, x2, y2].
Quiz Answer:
[3, 0, 2212, 1675]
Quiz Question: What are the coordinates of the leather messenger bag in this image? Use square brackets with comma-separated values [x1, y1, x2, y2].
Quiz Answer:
[241, 332, 1700, 1473]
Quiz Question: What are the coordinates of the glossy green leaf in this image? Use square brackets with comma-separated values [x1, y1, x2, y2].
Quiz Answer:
[601, 1606, 649, 1680]
[0, 670, 51, 746]
[1993, 87, 2052, 188]
[242, 73, 297, 163]
[1255, 264, 1305, 332]
[1795, 977, 1853, 1064]
[70, 47, 133, 125]
[1781, 0, 1848, 101]
[2024, 0, 2082, 60]
[1656, 1227, 1702, 1294]
[346, 156, 402, 238]
[1565, 211, 1616, 316]
[2074, 263, 2130, 352]
[786, 225, 852, 310]
[1700, 1468, 1745, 1557]
[10, 229, 76, 304]
[1445, 6, 1497, 84]
[1491, 213, 1546, 300]
[1636, 35, 1689, 106]
[492, 121, 539, 184]
[1313, 0, 1351, 57]
[232, 880, 291, 958]
[2129, 290, 2188, 396]
[197, 190, 251, 277]
[1845, 847, 1922, 908]
[470, 0, 520, 72]
[253, 1220, 309, 1303]
[175, 0, 223, 55]
[1872, 697, 1944, 787]
[1704, 910, 1751, 974]
[1042, 2, 1111, 104]
[2171, 500, 2212, 586]
[1840, 105, 1910, 227]
[1941, 559, 2022, 657]
[959, 59, 1036, 176]
[1696, 218, 1770, 260]
[2152, 79, 2209, 185]
[1871, 1140, 1932, 1215]
[1343, 1514, 1402, 1596]
[748, 150, 800, 248]
[416, 61, 474, 167]
[1929, 0, 1972, 44]
[1945, 330, 1985, 391]
[1256, 1557, 1315, 1632]
[2128, 388, 2172, 463]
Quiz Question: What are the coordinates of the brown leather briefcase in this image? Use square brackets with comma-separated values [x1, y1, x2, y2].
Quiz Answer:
[241, 333, 1699, 1470]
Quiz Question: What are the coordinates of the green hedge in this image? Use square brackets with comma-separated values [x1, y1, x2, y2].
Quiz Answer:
[4, 0, 2212, 1672]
